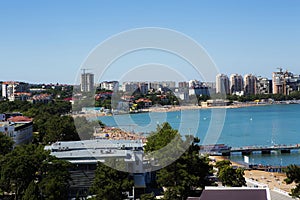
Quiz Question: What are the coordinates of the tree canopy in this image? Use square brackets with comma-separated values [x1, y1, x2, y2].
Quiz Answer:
[89, 162, 133, 200]
[215, 160, 246, 187]
[285, 164, 300, 198]
[156, 138, 213, 199]
[144, 122, 214, 199]
[0, 132, 14, 156]
[0, 144, 71, 200]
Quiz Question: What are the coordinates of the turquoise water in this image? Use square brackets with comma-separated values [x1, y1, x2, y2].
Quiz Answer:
[99, 104, 300, 166]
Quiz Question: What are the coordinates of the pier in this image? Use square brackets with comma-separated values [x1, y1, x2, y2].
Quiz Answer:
[200, 144, 300, 156]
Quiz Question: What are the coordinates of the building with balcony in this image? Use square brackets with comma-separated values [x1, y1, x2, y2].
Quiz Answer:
[216, 74, 230, 95]
[244, 74, 257, 95]
[256, 77, 272, 94]
[100, 81, 119, 91]
[272, 68, 300, 95]
[0, 115, 33, 145]
[230, 74, 244, 95]
[2, 81, 29, 101]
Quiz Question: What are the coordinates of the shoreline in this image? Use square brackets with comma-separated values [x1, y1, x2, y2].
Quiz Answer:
[72, 102, 271, 118]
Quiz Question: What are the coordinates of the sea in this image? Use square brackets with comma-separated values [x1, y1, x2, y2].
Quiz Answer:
[98, 104, 300, 166]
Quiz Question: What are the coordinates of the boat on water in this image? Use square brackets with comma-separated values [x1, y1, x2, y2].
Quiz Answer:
[199, 144, 232, 153]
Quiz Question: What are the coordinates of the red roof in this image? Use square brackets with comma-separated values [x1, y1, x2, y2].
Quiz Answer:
[8, 116, 33, 122]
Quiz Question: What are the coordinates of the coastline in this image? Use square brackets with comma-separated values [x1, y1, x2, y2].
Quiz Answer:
[72, 102, 270, 118]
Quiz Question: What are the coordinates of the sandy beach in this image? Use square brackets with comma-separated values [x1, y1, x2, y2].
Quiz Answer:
[72, 103, 268, 118]
[210, 156, 296, 193]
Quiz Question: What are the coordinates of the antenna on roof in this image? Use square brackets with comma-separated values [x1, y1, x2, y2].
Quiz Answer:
[81, 68, 93, 74]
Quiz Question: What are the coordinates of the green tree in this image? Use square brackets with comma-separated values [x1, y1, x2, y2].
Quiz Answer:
[74, 117, 105, 140]
[42, 115, 80, 144]
[22, 181, 41, 200]
[144, 122, 178, 153]
[0, 144, 71, 200]
[285, 164, 300, 198]
[90, 162, 133, 200]
[140, 193, 156, 200]
[145, 123, 213, 199]
[216, 160, 246, 187]
[0, 132, 14, 155]
[156, 139, 213, 199]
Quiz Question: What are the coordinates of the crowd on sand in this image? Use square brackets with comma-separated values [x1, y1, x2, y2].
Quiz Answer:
[93, 126, 147, 143]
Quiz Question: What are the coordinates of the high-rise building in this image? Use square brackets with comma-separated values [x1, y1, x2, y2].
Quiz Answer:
[272, 70, 284, 94]
[230, 74, 244, 95]
[178, 81, 189, 89]
[122, 82, 139, 93]
[244, 74, 257, 95]
[216, 74, 230, 94]
[80, 73, 94, 92]
[256, 77, 272, 94]
[138, 82, 149, 95]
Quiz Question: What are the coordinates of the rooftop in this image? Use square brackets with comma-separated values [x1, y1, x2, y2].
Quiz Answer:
[198, 187, 271, 200]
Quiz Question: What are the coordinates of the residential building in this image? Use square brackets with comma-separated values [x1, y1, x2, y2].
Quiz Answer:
[272, 70, 285, 94]
[244, 74, 257, 95]
[81, 73, 94, 92]
[138, 82, 149, 95]
[230, 74, 244, 95]
[189, 80, 201, 88]
[178, 81, 189, 89]
[122, 82, 139, 93]
[2, 81, 29, 101]
[174, 89, 189, 101]
[149, 81, 176, 91]
[256, 77, 272, 94]
[100, 81, 119, 91]
[216, 74, 230, 94]
[30, 94, 53, 104]
[0, 114, 33, 145]
[272, 68, 300, 95]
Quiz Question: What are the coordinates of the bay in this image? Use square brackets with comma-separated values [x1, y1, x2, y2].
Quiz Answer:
[98, 104, 300, 166]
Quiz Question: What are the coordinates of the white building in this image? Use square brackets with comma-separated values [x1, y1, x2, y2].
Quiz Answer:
[2, 81, 29, 101]
[45, 139, 146, 185]
[100, 81, 119, 91]
[189, 80, 201, 88]
[0, 115, 33, 145]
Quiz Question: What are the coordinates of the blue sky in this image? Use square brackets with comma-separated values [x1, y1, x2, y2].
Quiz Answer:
[1, 1, 300, 84]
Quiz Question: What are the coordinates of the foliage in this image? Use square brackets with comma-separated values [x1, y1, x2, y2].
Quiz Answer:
[156, 140, 213, 199]
[215, 160, 246, 187]
[42, 115, 80, 144]
[285, 164, 300, 198]
[144, 123, 213, 199]
[140, 192, 156, 200]
[0, 144, 71, 200]
[90, 162, 133, 200]
[0, 132, 14, 155]
[22, 181, 40, 200]
[144, 122, 178, 153]
[74, 117, 105, 140]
